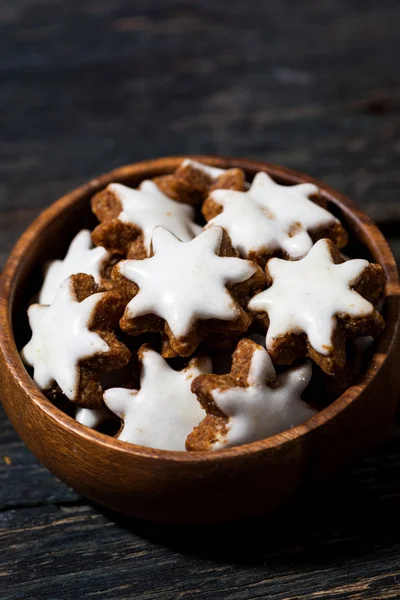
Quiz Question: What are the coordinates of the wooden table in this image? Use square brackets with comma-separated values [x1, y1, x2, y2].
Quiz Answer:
[1, 2, 399, 598]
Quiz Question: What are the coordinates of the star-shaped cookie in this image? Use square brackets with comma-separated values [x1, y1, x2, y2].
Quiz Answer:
[248, 238, 386, 373]
[112, 226, 266, 356]
[104, 345, 212, 451]
[91, 179, 201, 258]
[21, 274, 130, 406]
[153, 158, 246, 205]
[187, 338, 315, 451]
[203, 171, 347, 264]
[39, 229, 111, 304]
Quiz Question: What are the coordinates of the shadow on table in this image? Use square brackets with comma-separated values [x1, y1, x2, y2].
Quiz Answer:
[102, 429, 400, 567]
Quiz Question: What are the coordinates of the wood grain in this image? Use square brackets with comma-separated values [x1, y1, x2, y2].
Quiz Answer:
[1, 1, 400, 598]
[1, 432, 400, 600]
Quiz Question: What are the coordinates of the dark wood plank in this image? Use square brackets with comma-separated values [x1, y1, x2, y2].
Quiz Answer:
[1, 431, 400, 600]
[1, 404, 400, 598]
[0, 405, 80, 509]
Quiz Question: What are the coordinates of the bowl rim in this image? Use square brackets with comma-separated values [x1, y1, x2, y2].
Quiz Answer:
[1, 155, 399, 463]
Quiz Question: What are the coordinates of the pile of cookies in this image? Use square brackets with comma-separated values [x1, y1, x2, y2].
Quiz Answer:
[21, 159, 386, 451]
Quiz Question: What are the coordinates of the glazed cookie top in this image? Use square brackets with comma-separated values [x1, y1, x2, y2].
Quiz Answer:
[212, 360, 314, 449]
[39, 230, 110, 305]
[115, 226, 258, 339]
[104, 346, 212, 451]
[152, 159, 246, 206]
[249, 172, 335, 231]
[180, 158, 227, 180]
[207, 186, 311, 260]
[207, 171, 341, 260]
[75, 406, 110, 429]
[110, 180, 201, 252]
[188, 339, 315, 450]
[21, 277, 111, 400]
[249, 238, 375, 355]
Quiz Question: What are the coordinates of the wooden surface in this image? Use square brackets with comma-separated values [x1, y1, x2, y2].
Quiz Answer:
[0, 1, 399, 598]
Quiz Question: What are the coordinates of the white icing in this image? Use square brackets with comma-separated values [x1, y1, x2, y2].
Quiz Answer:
[250, 172, 336, 230]
[75, 407, 109, 429]
[246, 343, 276, 385]
[117, 226, 257, 338]
[21, 277, 109, 400]
[208, 171, 338, 260]
[39, 230, 110, 305]
[181, 159, 226, 180]
[104, 348, 212, 451]
[211, 346, 315, 449]
[208, 187, 312, 259]
[248, 239, 373, 355]
[109, 181, 201, 253]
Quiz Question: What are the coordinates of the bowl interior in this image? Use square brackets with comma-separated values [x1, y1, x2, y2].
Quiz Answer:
[6, 156, 400, 460]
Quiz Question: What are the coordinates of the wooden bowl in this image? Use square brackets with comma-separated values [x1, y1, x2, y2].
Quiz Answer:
[0, 156, 399, 524]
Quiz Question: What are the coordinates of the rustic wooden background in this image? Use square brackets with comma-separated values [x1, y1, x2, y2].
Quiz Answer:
[1, 1, 400, 598]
